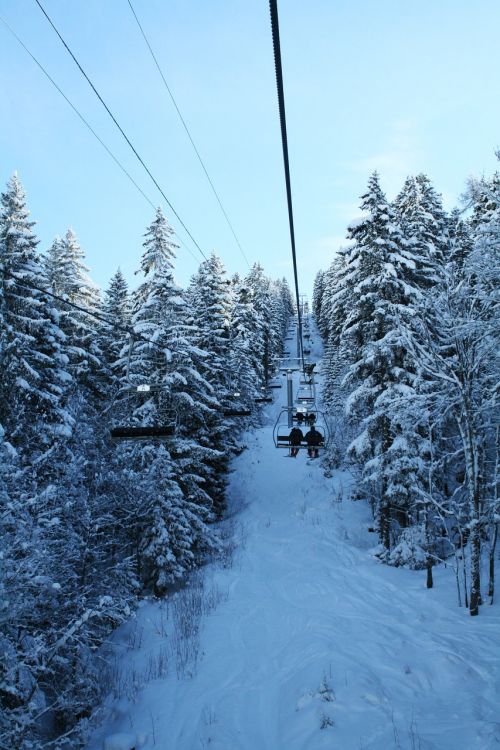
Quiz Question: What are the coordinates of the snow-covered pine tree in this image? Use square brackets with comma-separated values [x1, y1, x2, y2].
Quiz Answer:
[45, 228, 103, 398]
[187, 252, 241, 514]
[414, 173, 450, 271]
[119, 209, 220, 588]
[318, 252, 350, 414]
[312, 269, 325, 324]
[448, 208, 473, 270]
[269, 278, 293, 369]
[245, 263, 275, 386]
[394, 174, 445, 290]
[228, 283, 262, 408]
[99, 267, 130, 389]
[0, 176, 99, 748]
[188, 252, 232, 397]
[403, 249, 499, 613]
[0, 174, 73, 455]
[341, 172, 424, 550]
[278, 276, 295, 327]
[469, 171, 500, 231]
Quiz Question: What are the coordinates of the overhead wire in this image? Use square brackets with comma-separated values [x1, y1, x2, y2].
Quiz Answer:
[126, 0, 251, 270]
[7, 275, 171, 358]
[268, 0, 305, 375]
[0, 16, 152, 212]
[0, 14, 199, 265]
[34, 0, 208, 262]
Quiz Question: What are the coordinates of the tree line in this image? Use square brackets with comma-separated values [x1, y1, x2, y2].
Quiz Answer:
[0, 174, 294, 749]
[313, 169, 499, 617]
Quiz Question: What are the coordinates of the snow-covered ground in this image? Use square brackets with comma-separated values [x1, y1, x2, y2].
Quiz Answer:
[87, 335, 500, 750]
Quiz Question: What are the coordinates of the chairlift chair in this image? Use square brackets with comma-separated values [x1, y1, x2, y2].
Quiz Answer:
[223, 391, 252, 418]
[109, 382, 178, 441]
[296, 382, 316, 404]
[268, 383, 283, 389]
[293, 406, 317, 426]
[108, 337, 177, 442]
[110, 424, 176, 440]
[273, 408, 330, 450]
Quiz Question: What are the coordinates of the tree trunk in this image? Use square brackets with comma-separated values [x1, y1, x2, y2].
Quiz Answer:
[469, 523, 481, 616]
[426, 557, 433, 589]
[488, 523, 498, 602]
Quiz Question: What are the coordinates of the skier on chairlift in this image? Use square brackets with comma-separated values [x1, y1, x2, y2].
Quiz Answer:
[305, 425, 322, 459]
[288, 425, 303, 457]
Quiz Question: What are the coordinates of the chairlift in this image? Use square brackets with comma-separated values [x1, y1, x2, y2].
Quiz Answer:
[293, 406, 317, 425]
[273, 408, 330, 450]
[223, 392, 252, 418]
[108, 337, 177, 442]
[110, 425, 175, 440]
[296, 382, 316, 404]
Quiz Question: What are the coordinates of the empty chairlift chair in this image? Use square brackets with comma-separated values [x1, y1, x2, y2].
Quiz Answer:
[109, 384, 177, 441]
[108, 337, 177, 441]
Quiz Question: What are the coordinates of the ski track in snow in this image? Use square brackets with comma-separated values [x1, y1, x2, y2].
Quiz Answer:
[88, 332, 500, 750]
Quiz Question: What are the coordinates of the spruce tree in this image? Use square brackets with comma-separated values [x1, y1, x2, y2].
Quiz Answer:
[341, 172, 422, 548]
[0, 174, 73, 458]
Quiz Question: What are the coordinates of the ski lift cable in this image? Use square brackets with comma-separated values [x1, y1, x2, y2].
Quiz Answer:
[126, 0, 251, 271]
[0, 14, 200, 267]
[268, 0, 306, 375]
[0, 27, 198, 271]
[7, 276, 172, 359]
[34, 0, 208, 262]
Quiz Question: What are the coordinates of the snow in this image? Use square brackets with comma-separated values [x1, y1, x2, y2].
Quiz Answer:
[103, 734, 139, 750]
[87, 348, 500, 750]
[348, 215, 370, 230]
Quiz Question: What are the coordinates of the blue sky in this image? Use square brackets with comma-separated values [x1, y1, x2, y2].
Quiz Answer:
[2, 0, 500, 298]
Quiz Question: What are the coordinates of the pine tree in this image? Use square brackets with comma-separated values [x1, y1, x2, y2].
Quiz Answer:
[312, 269, 325, 324]
[137, 446, 217, 595]
[448, 209, 473, 270]
[228, 283, 261, 407]
[188, 252, 232, 396]
[245, 263, 275, 385]
[121, 209, 221, 582]
[99, 268, 131, 389]
[46, 228, 102, 393]
[341, 172, 423, 548]
[0, 174, 73, 457]
[394, 174, 444, 290]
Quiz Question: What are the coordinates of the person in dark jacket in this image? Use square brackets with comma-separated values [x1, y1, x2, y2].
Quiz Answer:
[288, 426, 303, 457]
[305, 425, 322, 458]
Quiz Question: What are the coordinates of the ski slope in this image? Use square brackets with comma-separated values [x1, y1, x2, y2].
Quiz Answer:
[88, 335, 500, 750]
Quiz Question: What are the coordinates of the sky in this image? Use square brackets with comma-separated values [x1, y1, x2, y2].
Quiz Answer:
[2, 0, 500, 298]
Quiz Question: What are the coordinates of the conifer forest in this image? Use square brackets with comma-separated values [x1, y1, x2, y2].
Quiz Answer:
[1, 161, 498, 748]
[1, 4, 500, 745]
[0, 173, 297, 747]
